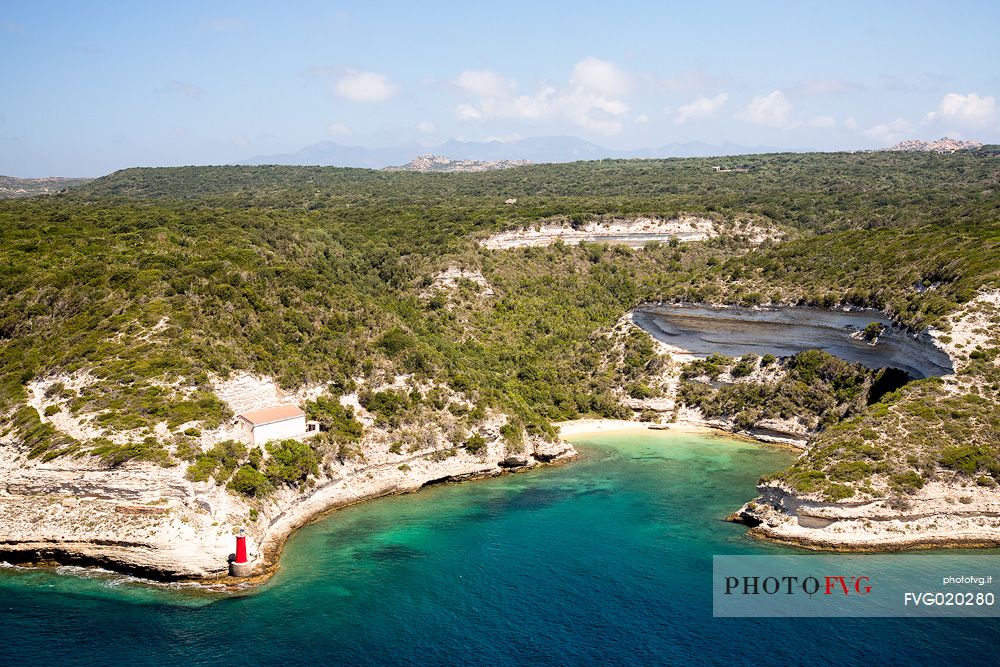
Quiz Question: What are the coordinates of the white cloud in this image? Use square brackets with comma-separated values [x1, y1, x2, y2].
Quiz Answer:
[327, 122, 351, 137]
[864, 118, 916, 145]
[570, 57, 633, 96]
[334, 70, 397, 102]
[844, 116, 859, 130]
[635, 113, 650, 124]
[924, 92, 997, 127]
[560, 89, 630, 134]
[456, 70, 515, 98]
[804, 115, 836, 128]
[739, 91, 791, 127]
[457, 103, 483, 121]
[453, 59, 632, 135]
[416, 120, 436, 133]
[674, 93, 728, 125]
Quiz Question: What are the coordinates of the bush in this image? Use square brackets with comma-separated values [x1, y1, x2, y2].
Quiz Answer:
[862, 322, 885, 340]
[228, 465, 273, 497]
[359, 389, 411, 426]
[890, 471, 925, 493]
[499, 420, 524, 452]
[465, 433, 487, 454]
[185, 440, 247, 483]
[825, 484, 855, 501]
[731, 354, 758, 378]
[682, 353, 732, 380]
[627, 382, 655, 399]
[265, 439, 319, 484]
[306, 396, 363, 442]
[378, 327, 412, 356]
[91, 437, 171, 468]
[939, 445, 990, 476]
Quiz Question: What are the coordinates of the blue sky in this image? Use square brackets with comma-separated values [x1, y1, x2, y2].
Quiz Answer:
[2, 0, 999, 175]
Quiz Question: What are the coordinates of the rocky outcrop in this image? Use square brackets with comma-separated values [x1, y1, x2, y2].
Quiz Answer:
[0, 404, 576, 583]
[421, 268, 495, 299]
[632, 303, 953, 379]
[624, 292, 1000, 552]
[884, 137, 982, 153]
[384, 155, 530, 173]
[726, 291, 1000, 551]
[734, 480, 1000, 551]
[0, 432, 247, 579]
[480, 216, 780, 250]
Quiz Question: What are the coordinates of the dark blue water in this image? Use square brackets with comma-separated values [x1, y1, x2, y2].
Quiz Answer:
[1, 431, 996, 666]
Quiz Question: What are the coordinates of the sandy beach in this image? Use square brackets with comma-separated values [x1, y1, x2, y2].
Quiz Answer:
[556, 418, 729, 440]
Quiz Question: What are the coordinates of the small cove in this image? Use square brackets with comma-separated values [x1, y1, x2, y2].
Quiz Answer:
[1, 430, 996, 665]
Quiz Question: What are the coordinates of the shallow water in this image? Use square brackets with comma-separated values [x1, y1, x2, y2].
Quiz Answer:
[1, 431, 995, 665]
[633, 304, 954, 378]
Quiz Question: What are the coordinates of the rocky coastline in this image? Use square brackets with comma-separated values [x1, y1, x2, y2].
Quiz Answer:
[0, 372, 576, 586]
[0, 435, 575, 586]
[728, 479, 1000, 552]
[3, 291, 996, 585]
[626, 293, 1000, 553]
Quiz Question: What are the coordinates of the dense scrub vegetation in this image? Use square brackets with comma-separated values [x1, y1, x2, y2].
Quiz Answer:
[1, 153, 998, 500]
[679, 350, 886, 431]
[776, 310, 1000, 500]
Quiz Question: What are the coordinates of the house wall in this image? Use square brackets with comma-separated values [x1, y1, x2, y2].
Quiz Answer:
[252, 416, 307, 446]
[237, 419, 255, 444]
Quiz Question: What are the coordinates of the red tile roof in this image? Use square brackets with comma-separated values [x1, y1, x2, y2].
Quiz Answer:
[238, 404, 305, 426]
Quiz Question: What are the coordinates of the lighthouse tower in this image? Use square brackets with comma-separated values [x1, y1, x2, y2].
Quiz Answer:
[229, 528, 253, 577]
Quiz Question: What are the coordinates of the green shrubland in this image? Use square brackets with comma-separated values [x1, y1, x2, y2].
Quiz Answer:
[0, 153, 997, 501]
[679, 350, 878, 432]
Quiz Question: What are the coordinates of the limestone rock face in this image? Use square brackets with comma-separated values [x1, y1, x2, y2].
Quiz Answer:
[479, 216, 762, 250]
[0, 415, 576, 581]
[736, 480, 1000, 551]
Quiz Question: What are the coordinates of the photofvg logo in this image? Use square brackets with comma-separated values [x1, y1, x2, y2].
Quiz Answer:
[724, 573, 871, 597]
[713, 555, 1000, 617]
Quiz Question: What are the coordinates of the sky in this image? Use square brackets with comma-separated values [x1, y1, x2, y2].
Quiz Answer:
[2, 0, 999, 176]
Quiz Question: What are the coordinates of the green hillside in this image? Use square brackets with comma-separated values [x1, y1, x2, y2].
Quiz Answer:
[2, 154, 999, 499]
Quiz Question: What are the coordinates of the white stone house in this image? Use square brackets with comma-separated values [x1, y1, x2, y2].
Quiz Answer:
[236, 404, 319, 446]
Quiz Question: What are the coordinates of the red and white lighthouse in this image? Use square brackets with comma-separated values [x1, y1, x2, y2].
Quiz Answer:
[229, 528, 253, 577]
[235, 531, 248, 564]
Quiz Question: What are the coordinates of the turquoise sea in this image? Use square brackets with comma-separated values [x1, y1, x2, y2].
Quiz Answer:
[1, 430, 997, 665]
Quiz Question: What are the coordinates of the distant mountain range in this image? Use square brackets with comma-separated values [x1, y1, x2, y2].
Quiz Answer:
[244, 136, 786, 168]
